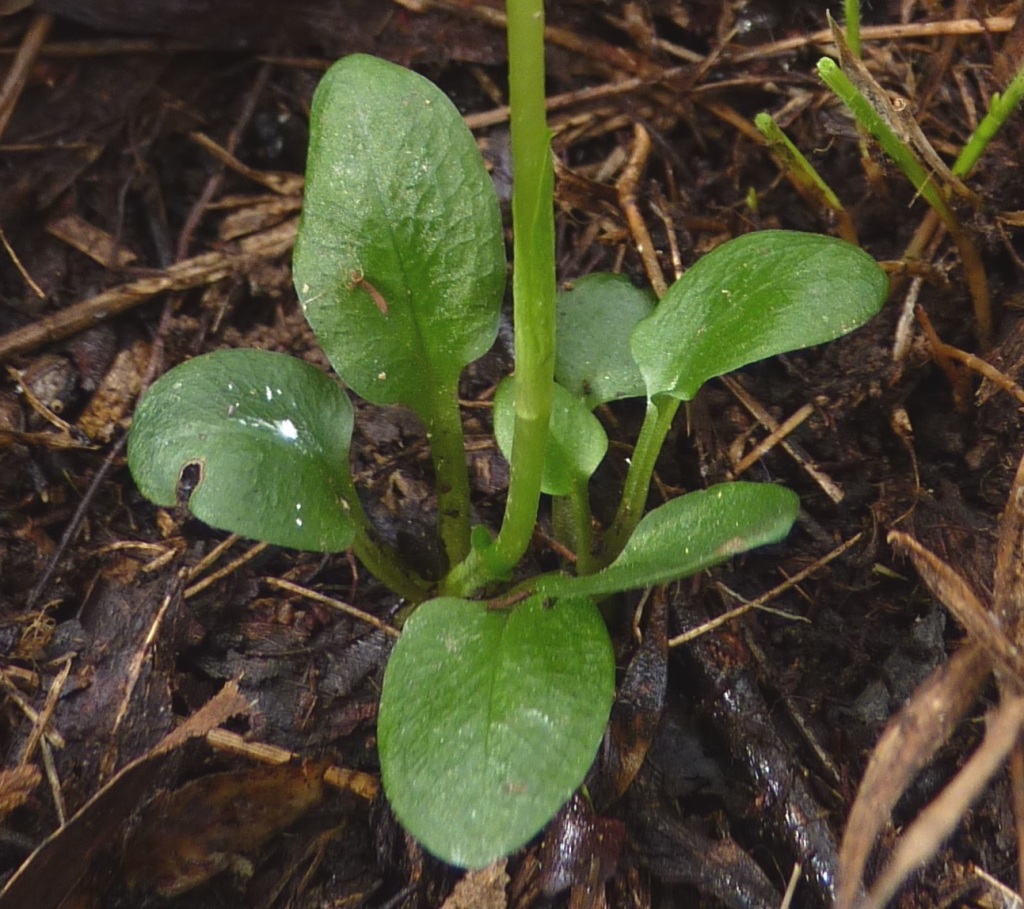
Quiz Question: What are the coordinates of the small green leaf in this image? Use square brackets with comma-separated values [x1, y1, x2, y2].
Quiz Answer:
[555, 273, 655, 408]
[493, 378, 608, 496]
[631, 231, 888, 401]
[378, 595, 614, 868]
[293, 54, 505, 410]
[537, 483, 799, 599]
[127, 349, 355, 553]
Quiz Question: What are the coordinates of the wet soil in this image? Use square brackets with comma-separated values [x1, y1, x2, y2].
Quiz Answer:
[2, 2, 1024, 908]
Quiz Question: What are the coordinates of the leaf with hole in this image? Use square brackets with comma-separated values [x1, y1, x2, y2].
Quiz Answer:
[555, 273, 655, 408]
[536, 482, 799, 600]
[293, 54, 505, 413]
[493, 377, 608, 496]
[127, 349, 355, 553]
[378, 594, 615, 868]
[631, 231, 888, 401]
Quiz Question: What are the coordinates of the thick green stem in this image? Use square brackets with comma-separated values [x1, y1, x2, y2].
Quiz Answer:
[440, 0, 555, 599]
[842, 0, 861, 57]
[424, 377, 472, 567]
[489, 0, 556, 572]
[601, 396, 680, 564]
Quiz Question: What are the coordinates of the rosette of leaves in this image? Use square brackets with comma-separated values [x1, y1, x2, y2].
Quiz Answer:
[128, 51, 888, 869]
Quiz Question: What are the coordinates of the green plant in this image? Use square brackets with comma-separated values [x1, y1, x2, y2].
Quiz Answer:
[127, 2, 888, 869]
[815, 10, 1024, 346]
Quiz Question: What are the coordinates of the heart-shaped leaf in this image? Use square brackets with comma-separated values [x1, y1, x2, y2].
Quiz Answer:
[493, 377, 608, 496]
[555, 273, 655, 408]
[537, 482, 799, 600]
[293, 54, 505, 411]
[631, 231, 888, 401]
[378, 595, 614, 868]
[127, 349, 355, 553]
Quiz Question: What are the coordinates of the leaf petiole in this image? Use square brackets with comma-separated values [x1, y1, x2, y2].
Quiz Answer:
[601, 395, 680, 565]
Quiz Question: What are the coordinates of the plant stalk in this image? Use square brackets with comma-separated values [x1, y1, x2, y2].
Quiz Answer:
[489, 0, 556, 573]
[842, 0, 861, 57]
[817, 56, 992, 345]
[337, 472, 432, 602]
[754, 112, 858, 246]
[424, 376, 472, 567]
[601, 395, 680, 564]
[567, 478, 596, 576]
[954, 58, 1024, 179]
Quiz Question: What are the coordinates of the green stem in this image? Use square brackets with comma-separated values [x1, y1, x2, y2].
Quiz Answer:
[424, 377, 472, 567]
[817, 57, 992, 345]
[440, 0, 556, 599]
[489, 0, 556, 573]
[351, 527, 431, 604]
[754, 111, 858, 245]
[754, 112, 845, 210]
[817, 59, 949, 216]
[954, 59, 1024, 178]
[842, 0, 861, 57]
[337, 473, 432, 602]
[601, 396, 680, 564]
[568, 478, 596, 576]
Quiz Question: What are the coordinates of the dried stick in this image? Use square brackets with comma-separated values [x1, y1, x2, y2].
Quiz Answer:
[0, 219, 296, 362]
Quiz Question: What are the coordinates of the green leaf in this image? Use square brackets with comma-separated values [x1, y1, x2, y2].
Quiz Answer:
[631, 231, 888, 401]
[127, 349, 355, 553]
[555, 273, 655, 408]
[293, 54, 505, 410]
[492, 377, 608, 496]
[378, 595, 614, 868]
[537, 482, 799, 599]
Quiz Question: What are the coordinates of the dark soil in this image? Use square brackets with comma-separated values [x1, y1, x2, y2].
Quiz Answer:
[2, 2, 1024, 908]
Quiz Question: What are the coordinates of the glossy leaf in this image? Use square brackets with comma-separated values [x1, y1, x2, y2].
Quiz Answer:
[127, 349, 355, 553]
[555, 273, 655, 408]
[631, 231, 888, 401]
[537, 483, 799, 600]
[293, 54, 505, 410]
[492, 377, 608, 496]
[378, 595, 615, 868]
